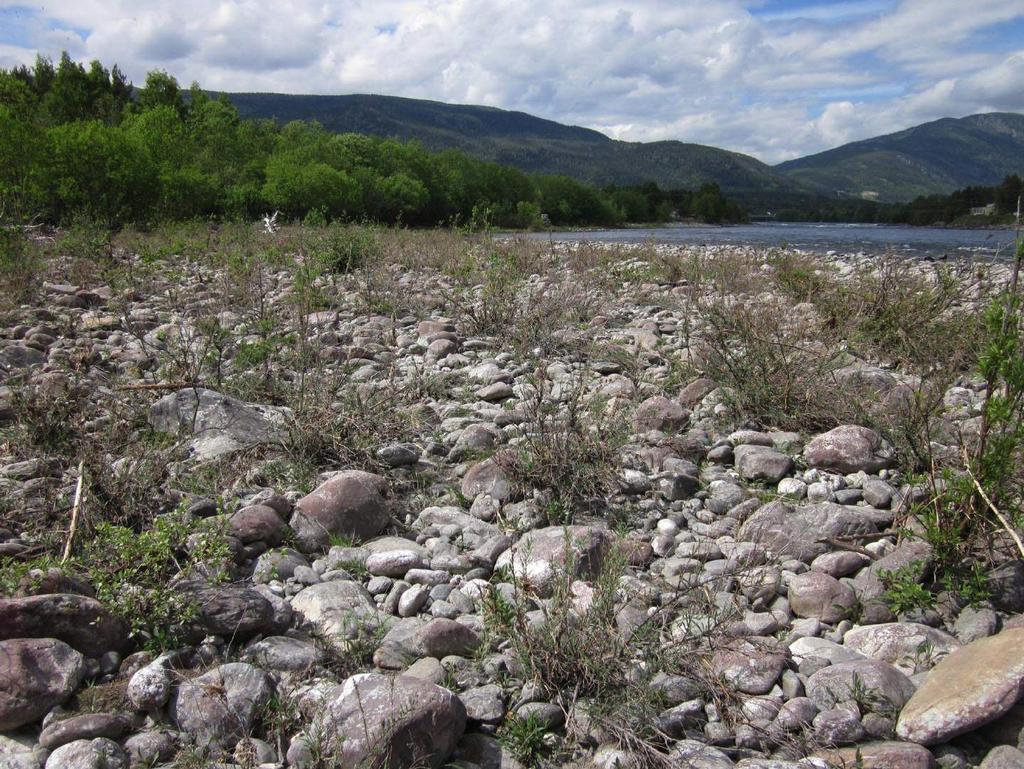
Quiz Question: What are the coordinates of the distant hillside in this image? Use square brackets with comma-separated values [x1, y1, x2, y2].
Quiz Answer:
[225, 92, 807, 208]
[776, 113, 1024, 202]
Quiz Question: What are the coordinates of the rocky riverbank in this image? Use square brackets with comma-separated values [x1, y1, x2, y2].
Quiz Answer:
[1, 225, 1022, 769]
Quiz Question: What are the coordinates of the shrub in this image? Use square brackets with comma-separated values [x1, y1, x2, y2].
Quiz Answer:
[0, 510, 231, 649]
[315, 224, 381, 274]
[899, 239, 1024, 604]
[499, 372, 625, 524]
[0, 222, 42, 303]
[694, 293, 859, 431]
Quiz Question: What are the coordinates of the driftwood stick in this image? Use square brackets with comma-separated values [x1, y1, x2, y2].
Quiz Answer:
[61, 461, 85, 563]
[116, 381, 197, 392]
[963, 448, 1024, 561]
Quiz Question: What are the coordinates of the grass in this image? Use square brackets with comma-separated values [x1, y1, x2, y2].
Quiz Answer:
[499, 712, 552, 766]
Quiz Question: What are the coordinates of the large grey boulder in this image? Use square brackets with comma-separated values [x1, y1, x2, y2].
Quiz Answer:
[148, 387, 290, 460]
[815, 741, 935, 769]
[126, 658, 172, 711]
[711, 640, 787, 695]
[633, 395, 688, 433]
[460, 455, 513, 501]
[291, 580, 381, 640]
[734, 445, 794, 484]
[188, 584, 277, 640]
[788, 571, 856, 623]
[290, 470, 391, 551]
[0, 594, 129, 657]
[228, 503, 287, 545]
[494, 525, 614, 596]
[897, 629, 1024, 745]
[38, 713, 133, 751]
[737, 501, 878, 562]
[842, 623, 960, 675]
[377, 618, 482, 665]
[989, 561, 1024, 613]
[169, 662, 273, 747]
[803, 425, 895, 474]
[0, 735, 38, 769]
[44, 738, 128, 769]
[0, 638, 85, 730]
[314, 673, 466, 769]
[806, 659, 916, 713]
[243, 635, 323, 672]
[981, 746, 1024, 769]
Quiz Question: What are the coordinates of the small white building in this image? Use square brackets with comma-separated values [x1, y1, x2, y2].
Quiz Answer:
[971, 203, 996, 216]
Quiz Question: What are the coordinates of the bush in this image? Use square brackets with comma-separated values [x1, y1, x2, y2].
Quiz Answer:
[0, 510, 230, 649]
[695, 294, 859, 431]
[898, 240, 1024, 605]
[315, 224, 381, 274]
[499, 372, 625, 524]
[0, 222, 42, 303]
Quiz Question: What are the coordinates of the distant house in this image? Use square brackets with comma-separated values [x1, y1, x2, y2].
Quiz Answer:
[860, 191, 880, 201]
[971, 203, 996, 216]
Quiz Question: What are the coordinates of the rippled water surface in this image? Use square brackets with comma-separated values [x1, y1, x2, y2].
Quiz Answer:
[526, 222, 1019, 259]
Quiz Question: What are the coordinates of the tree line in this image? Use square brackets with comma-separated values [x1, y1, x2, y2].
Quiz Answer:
[0, 53, 744, 229]
[774, 175, 1023, 225]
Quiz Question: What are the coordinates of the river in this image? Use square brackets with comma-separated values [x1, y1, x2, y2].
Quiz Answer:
[525, 222, 1019, 259]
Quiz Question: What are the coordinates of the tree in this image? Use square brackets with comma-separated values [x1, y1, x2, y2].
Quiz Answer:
[0, 106, 48, 219]
[263, 154, 359, 219]
[43, 52, 92, 124]
[137, 70, 186, 120]
[47, 121, 158, 225]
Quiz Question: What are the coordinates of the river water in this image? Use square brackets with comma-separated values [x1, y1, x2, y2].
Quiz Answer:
[527, 222, 1019, 259]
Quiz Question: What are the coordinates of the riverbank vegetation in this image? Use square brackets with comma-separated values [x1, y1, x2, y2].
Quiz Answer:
[0, 54, 744, 231]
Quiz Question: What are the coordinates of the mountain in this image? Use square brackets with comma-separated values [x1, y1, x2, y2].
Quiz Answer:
[225, 92, 1024, 207]
[225, 92, 808, 208]
[775, 113, 1024, 203]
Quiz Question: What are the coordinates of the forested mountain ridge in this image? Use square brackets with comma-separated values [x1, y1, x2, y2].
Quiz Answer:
[227, 93, 1024, 206]
[226, 92, 806, 208]
[775, 113, 1024, 202]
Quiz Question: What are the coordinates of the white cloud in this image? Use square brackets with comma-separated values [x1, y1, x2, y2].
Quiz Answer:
[1, 0, 1022, 162]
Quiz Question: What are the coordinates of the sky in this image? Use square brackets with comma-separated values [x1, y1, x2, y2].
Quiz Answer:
[1, 0, 1022, 164]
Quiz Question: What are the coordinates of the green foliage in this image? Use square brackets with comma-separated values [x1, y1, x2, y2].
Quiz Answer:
[696, 293, 859, 431]
[902, 239, 1024, 606]
[136, 70, 186, 119]
[500, 374, 625, 525]
[83, 512, 230, 647]
[0, 52, 747, 230]
[47, 120, 158, 225]
[314, 224, 381, 273]
[0, 511, 230, 650]
[0, 222, 41, 302]
[605, 181, 745, 224]
[0, 105, 48, 218]
[499, 713, 551, 766]
[879, 563, 935, 615]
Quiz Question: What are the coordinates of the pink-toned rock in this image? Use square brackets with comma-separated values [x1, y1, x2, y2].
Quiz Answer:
[0, 593, 129, 656]
[816, 741, 935, 769]
[897, 629, 1024, 745]
[804, 425, 895, 474]
[0, 638, 84, 730]
[843, 623, 960, 675]
[788, 571, 857, 623]
[290, 470, 390, 551]
[321, 673, 466, 768]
